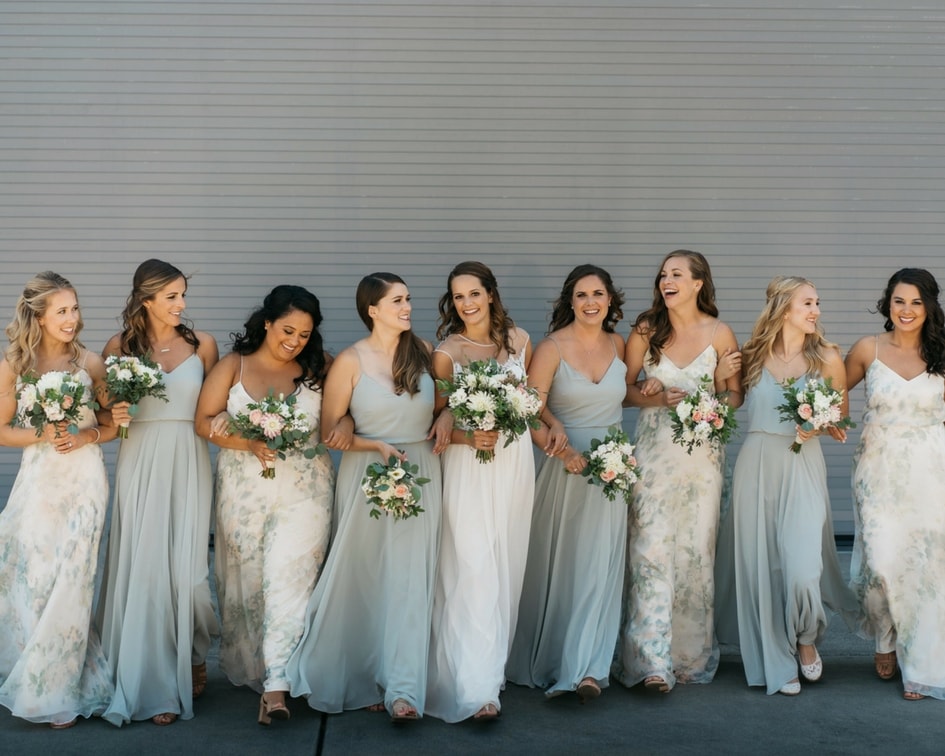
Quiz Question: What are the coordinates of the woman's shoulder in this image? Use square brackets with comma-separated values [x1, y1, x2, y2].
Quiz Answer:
[102, 332, 124, 357]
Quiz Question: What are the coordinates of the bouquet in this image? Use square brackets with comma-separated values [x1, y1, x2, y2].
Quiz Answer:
[436, 358, 543, 463]
[361, 455, 430, 520]
[580, 425, 640, 504]
[16, 370, 92, 437]
[670, 375, 738, 455]
[228, 389, 324, 478]
[104, 354, 168, 439]
[777, 376, 855, 453]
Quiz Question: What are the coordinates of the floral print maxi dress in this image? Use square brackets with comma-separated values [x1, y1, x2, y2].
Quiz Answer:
[616, 344, 722, 690]
[851, 354, 945, 699]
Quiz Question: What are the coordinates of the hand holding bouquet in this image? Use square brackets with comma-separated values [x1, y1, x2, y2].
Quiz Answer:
[104, 354, 168, 439]
[670, 376, 738, 455]
[228, 389, 324, 478]
[777, 376, 855, 453]
[436, 358, 542, 463]
[361, 455, 430, 520]
[580, 425, 640, 504]
[16, 370, 92, 437]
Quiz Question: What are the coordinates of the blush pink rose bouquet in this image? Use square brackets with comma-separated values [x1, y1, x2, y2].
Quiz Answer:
[670, 375, 738, 455]
[777, 376, 855, 453]
[16, 370, 94, 437]
[361, 455, 430, 520]
[580, 425, 640, 504]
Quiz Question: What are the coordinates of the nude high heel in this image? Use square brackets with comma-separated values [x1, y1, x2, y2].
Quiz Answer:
[258, 693, 291, 726]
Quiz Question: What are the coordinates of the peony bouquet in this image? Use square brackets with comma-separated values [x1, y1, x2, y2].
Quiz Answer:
[670, 375, 738, 455]
[580, 425, 640, 504]
[436, 358, 542, 463]
[104, 354, 168, 439]
[777, 376, 855, 453]
[361, 455, 430, 520]
[228, 389, 324, 478]
[16, 370, 93, 437]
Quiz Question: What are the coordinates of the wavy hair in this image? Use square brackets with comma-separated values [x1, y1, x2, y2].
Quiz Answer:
[231, 285, 327, 389]
[356, 272, 431, 395]
[742, 275, 836, 390]
[118, 259, 199, 357]
[5, 271, 84, 376]
[633, 250, 719, 365]
[877, 267, 945, 376]
[547, 264, 624, 334]
[436, 261, 516, 355]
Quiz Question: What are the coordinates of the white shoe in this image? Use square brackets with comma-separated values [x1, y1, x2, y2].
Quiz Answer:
[799, 648, 823, 682]
[778, 680, 801, 696]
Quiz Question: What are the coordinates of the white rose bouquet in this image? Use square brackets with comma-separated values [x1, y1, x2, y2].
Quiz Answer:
[104, 354, 168, 439]
[228, 389, 324, 478]
[16, 370, 93, 437]
[670, 375, 738, 455]
[580, 425, 640, 504]
[361, 455, 430, 520]
[777, 376, 855, 453]
[435, 358, 543, 463]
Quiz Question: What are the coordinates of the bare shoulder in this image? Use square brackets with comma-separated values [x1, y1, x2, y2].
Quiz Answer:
[512, 326, 531, 351]
[102, 333, 123, 357]
[608, 331, 626, 359]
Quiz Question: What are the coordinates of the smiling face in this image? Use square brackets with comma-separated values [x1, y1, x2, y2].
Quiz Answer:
[38, 289, 80, 345]
[450, 274, 492, 330]
[659, 256, 702, 309]
[889, 282, 926, 335]
[264, 308, 314, 361]
[369, 282, 412, 332]
[571, 275, 611, 326]
[784, 283, 821, 335]
[143, 276, 187, 329]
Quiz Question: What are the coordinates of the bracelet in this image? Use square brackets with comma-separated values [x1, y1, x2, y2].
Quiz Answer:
[88, 427, 101, 444]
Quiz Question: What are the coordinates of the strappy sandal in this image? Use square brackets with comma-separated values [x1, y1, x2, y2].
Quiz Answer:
[643, 675, 670, 693]
[390, 698, 419, 722]
[874, 651, 897, 680]
[258, 694, 290, 726]
[49, 718, 78, 729]
[904, 690, 926, 701]
[577, 677, 602, 703]
[473, 702, 500, 721]
[192, 662, 208, 699]
[151, 712, 178, 726]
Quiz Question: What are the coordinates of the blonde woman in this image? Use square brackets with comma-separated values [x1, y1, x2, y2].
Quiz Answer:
[0, 272, 116, 728]
[722, 276, 857, 696]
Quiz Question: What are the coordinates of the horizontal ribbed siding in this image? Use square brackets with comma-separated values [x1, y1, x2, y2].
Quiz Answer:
[2, 1, 945, 531]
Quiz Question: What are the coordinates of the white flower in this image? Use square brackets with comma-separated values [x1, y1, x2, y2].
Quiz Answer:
[42, 401, 65, 421]
[467, 391, 497, 414]
[388, 466, 406, 481]
[36, 371, 67, 394]
[675, 400, 693, 421]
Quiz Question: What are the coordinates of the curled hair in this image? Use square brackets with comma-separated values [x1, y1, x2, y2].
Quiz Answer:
[742, 275, 836, 390]
[633, 250, 719, 365]
[356, 272, 432, 395]
[877, 268, 945, 376]
[5, 271, 84, 376]
[119, 259, 199, 357]
[436, 261, 516, 355]
[548, 264, 624, 334]
[231, 285, 327, 389]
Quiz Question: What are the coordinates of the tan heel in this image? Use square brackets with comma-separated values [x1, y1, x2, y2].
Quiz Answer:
[258, 694, 290, 726]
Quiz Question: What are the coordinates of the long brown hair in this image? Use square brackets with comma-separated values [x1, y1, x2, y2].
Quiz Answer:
[119, 259, 199, 357]
[633, 250, 718, 365]
[356, 272, 431, 395]
[436, 261, 515, 355]
[548, 264, 624, 334]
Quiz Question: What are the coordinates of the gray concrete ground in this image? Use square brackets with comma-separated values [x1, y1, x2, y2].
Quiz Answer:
[3, 550, 945, 755]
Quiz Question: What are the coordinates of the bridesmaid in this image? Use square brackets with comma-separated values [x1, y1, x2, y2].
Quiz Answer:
[726, 275, 857, 695]
[0, 272, 116, 727]
[287, 272, 445, 722]
[195, 285, 335, 724]
[845, 268, 945, 700]
[426, 261, 533, 722]
[97, 259, 219, 726]
[506, 264, 627, 701]
[616, 250, 741, 693]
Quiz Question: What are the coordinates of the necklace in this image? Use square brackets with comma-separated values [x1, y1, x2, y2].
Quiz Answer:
[774, 348, 802, 364]
[458, 334, 495, 348]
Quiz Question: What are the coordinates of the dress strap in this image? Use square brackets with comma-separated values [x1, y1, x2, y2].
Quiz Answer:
[238, 355, 244, 383]
[874, 335, 880, 361]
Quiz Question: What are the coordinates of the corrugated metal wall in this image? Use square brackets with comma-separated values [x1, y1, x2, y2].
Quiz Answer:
[2, 1, 945, 532]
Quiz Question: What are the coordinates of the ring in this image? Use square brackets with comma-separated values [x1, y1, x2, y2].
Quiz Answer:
[68, 442, 73, 448]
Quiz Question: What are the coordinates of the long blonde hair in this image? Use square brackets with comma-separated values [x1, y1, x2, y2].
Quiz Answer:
[742, 275, 836, 390]
[4, 271, 84, 376]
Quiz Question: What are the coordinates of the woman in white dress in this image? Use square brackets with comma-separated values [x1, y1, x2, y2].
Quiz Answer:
[845, 268, 945, 701]
[97, 259, 219, 727]
[0, 271, 116, 728]
[616, 250, 742, 694]
[426, 261, 533, 722]
[195, 285, 336, 725]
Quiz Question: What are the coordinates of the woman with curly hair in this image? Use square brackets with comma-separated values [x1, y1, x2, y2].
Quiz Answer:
[507, 264, 627, 702]
[845, 268, 945, 701]
[97, 259, 219, 727]
[723, 275, 856, 696]
[0, 272, 116, 728]
[425, 261, 533, 722]
[195, 285, 336, 724]
[616, 250, 741, 694]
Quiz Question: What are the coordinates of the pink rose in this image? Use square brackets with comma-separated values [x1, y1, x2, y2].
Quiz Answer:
[692, 410, 703, 422]
[249, 409, 265, 425]
[798, 403, 813, 420]
[712, 417, 724, 430]
[393, 483, 410, 499]
[61, 395, 74, 410]
[600, 469, 617, 482]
